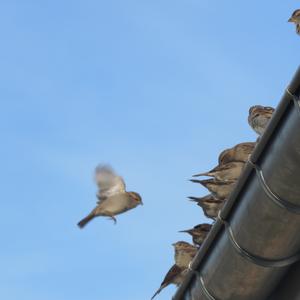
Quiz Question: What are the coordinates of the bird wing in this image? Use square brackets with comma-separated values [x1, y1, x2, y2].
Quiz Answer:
[151, 264, 183, 299]
[94, 165, 126, 203]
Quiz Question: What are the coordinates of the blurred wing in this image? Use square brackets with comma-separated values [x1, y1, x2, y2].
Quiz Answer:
[94, 165, 126, 202]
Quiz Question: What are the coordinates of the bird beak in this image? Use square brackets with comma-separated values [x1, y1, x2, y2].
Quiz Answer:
[140, 200, 143, 205]
[288, 17, 293, 22]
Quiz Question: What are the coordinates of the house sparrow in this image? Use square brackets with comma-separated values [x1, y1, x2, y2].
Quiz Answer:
[173, 241, 198, 268]
[179, 223, 212, 246]
[151, 242, 197, 299]
[77, 165, 143, 228]
[248, 105, 274, 136]
[193, 161, 245, 181]
[288, 9, 300, 35]
[151, 264, 187, 299]
[218, 142, 255, 165]
[190, 178, 236, 200]
[188, 195, 225, 220]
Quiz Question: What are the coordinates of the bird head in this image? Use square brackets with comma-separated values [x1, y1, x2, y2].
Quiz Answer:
[129, 192, 143, 205]
[172, 241, 193, 251]
[194, 223, 212, 232]
[249, 105, 274, 119]
[288, 9, 300, 23]
[179, 224, 212, 236]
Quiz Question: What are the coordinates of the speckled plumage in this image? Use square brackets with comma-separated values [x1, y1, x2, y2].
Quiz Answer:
[188, 195, 225, 220]
[193, 161, 245, 181]
[151, 265, 187, 299]
[218, 142, 256, 165]
[248, 105, 274, 136]
[151, 242, 197, 299]
[190, 178, 236, 200]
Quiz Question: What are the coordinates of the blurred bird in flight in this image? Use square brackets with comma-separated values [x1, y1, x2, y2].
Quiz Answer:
[77, 165, 142, 228]
[288, 9, 300, 35]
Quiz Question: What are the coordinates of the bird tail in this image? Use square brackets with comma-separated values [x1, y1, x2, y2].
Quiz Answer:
[192, 171, 212, 177]
[77, 213, 95, 229]
[151, 286, 164, 300]
[179, 229, 192, 234]
[188, 196, 201, 202]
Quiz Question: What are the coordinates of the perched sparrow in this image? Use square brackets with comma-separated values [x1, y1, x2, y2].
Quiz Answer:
[151, 264, 187, 299]
[77, 165, 143, 228]
[173, 241, 198, 268]
[188, 195, 225, 220]
[151, 242, 196, 299]
[248, 105, 274, 136]
[179, 223, 212, 246]
[190, 178, 236, 200]
[218, 142, 256, 165]
[193, 161, 245, 181]
[288, 9, 300, 35]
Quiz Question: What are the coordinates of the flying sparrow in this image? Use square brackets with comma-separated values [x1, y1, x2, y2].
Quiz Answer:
[151, 264, 187, 299]
[248, 105, 274, 136]
[193, 161, 245, 181]
[179, 223, 212, 246]
[218, 142, 256, 165]
[188, 195, 225, 220]
[173, 241, 198, 268]
[190, 178, 236, 200]
[77, 165, 143, 228]
[288, 9, 300, 35]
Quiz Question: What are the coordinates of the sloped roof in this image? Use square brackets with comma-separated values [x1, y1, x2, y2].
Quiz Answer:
[173, 67, 300, 300]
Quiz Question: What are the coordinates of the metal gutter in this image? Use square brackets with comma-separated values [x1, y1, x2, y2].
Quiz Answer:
[173, 66, 300, 300]
[266, 261, 300, 300]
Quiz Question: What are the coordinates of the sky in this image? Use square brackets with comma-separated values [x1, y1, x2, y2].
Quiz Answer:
[0, 1, 299, 299]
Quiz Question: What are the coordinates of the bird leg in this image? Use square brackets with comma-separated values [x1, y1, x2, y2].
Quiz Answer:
[106, 215, 117, 224]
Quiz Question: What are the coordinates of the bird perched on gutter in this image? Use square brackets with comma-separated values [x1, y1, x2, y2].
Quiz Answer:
[151, 242, 197, 299]
[248, 105, 275, 136]
[188, 195, 225, 220]
[151, 264, 187, 299]
[77, 165, 143, 228]
[179, 223, 212, 246]
[190, 178, 236, 200]
[193, 161, 245, 181]
[218, 142, 256, 165]
[288, 9, 300, 35]
[173, 241, 198, 268]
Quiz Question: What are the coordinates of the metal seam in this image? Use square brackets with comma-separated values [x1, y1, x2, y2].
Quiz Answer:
[248, 160, 300, 214]
[199, 276, 218, 300]
[286, 88, 300, 116]
[217, 213, 300, 268]
[187, 264, 218, 300]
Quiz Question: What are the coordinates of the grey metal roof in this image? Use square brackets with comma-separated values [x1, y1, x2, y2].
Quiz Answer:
[173, 66, 300, 300]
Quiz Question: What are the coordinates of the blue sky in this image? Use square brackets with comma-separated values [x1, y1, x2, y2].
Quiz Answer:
[1, 1, 299, 299]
